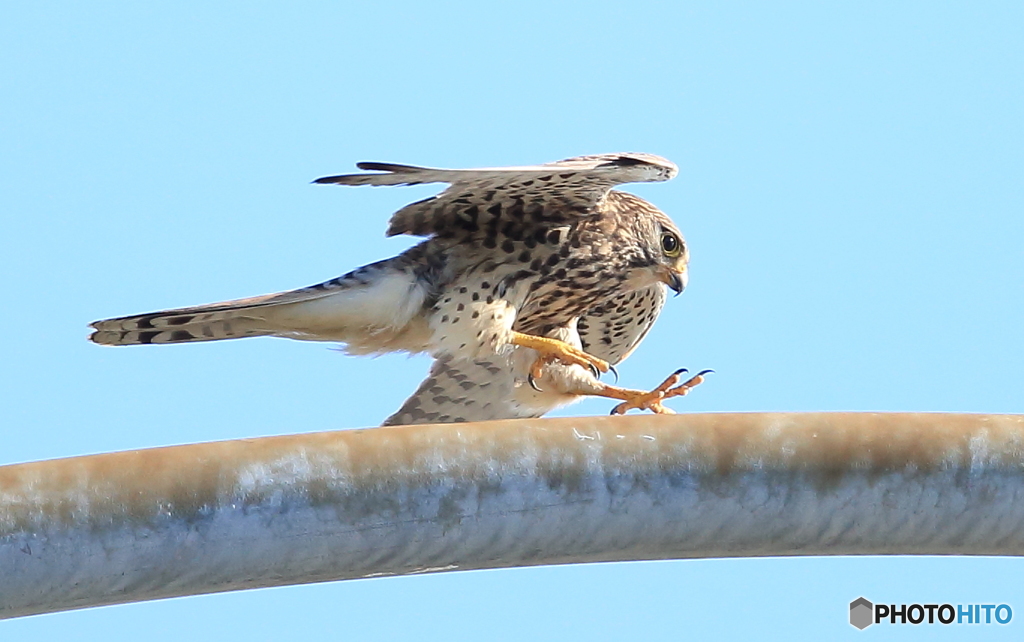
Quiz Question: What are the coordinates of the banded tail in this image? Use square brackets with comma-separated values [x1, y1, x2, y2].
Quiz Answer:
[89, 254, 434, 355]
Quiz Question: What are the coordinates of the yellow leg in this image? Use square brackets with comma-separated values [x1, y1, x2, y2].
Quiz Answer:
[587, 369, 712, 415]
[510, 331, 610, 380]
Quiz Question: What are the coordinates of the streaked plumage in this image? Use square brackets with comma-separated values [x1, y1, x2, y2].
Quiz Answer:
[91, 153, 704, 423]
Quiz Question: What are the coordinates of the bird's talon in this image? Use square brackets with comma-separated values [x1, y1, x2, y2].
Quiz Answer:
[608, 364, 619, 383]
[528, 372, 543, 392]
[610, 401, 632, 415]
[512, 332, 609, 379]
[606, 367, 711, 415]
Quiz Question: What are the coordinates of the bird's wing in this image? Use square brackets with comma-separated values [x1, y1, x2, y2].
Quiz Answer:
[383, 355, 530, 425]
[383, 350, 589, 426]
[577, 284, 668, 365]
[314, 152, 677, 237]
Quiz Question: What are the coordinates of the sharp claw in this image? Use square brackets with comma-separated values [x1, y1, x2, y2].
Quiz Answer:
[672, 368, 689, 377]
[528, 373, 543, 392]
[696, 369, 715, 377]
[608, 364, 619, 383]
[588, 362, 601, 379]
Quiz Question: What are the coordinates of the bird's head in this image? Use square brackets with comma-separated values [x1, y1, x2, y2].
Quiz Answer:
[610, 193, 689, 296]
[650, 218, 688, 296]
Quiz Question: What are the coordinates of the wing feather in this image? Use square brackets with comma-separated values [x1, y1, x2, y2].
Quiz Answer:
[383, 349, 592, 426]
[315, 153, 676, 187]
[382, 355, 528, 425]
[314, 152, 678, 237]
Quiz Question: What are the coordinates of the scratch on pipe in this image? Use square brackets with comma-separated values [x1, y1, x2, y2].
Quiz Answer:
[407, 565, 460, 574]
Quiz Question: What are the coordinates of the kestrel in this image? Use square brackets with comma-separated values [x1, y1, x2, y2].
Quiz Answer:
[89, 153, 709, 424]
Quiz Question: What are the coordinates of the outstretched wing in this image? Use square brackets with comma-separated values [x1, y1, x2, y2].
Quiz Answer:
[314, 152, 678, 237]
[577, 284, 668, 365]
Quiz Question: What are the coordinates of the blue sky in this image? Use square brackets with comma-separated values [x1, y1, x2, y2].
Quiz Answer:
[2, 2, 1022, 639]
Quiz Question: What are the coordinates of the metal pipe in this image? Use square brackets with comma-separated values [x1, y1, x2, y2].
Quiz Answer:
[2, 412, 1023, 619]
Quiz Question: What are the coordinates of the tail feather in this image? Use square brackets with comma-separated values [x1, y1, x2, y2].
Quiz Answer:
[89, 301, 278, 345]
[89, 253, 435, 352]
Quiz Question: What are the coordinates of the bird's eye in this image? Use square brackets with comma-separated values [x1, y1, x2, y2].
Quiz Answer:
[661, 233, 682, 257]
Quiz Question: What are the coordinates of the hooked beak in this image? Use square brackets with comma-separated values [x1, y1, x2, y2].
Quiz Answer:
[663, 268, 687, 296]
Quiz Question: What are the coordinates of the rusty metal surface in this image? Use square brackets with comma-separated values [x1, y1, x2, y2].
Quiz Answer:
[2, 412, 1023, 619]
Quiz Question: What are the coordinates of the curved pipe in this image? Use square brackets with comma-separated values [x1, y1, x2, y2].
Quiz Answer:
[2, 412, 1023, 619]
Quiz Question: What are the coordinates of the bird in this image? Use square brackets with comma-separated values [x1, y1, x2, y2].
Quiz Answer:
[89, 153, 709, 424]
